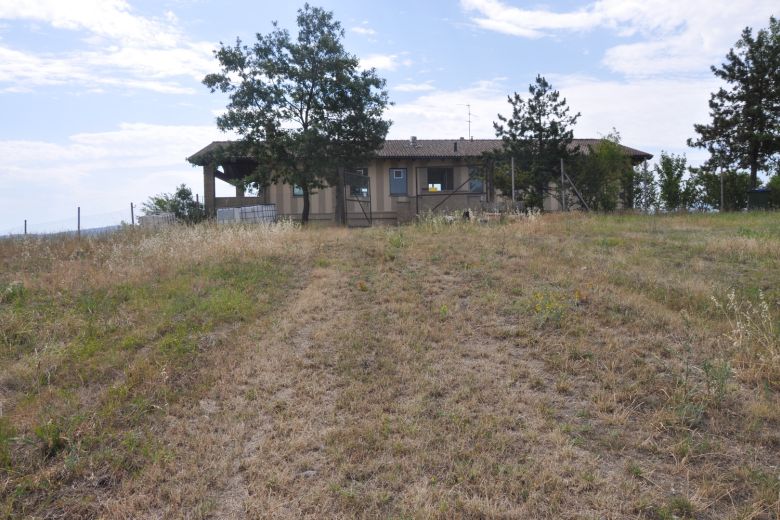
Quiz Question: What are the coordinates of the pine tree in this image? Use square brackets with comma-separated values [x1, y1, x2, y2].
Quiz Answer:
[688, 17, 780, 189]
[494, 75, 580, 208]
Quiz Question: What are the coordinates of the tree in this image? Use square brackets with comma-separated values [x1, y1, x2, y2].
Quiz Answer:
[494, 75, 580, 209]
[142, 184, 205, 224]
[688, 167, 751, 211]
[767, 174, 780, 208]
[688, 17, 780, 189]
[570, 132, 632, 211]
[633, 161, 658, 212]
[203, 4, 391, 224]
[655, 152, 688, 211]
[681, 176, 703, 211]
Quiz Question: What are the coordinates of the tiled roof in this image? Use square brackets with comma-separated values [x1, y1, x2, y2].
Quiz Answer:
[187, 138, 653, 165]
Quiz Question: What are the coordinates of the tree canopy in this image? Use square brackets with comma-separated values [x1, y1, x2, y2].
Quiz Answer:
[494, 75, 580, 208]
[142, 184, 205, 224]
[569, 131, 633, 211]
[655, 152, 688, 211]
[203, 4, 391, 223]
[688, 16, 780, 189]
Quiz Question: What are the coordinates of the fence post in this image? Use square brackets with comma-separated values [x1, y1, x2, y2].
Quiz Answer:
[130, 202, 135, 226]
[77, 206, 81, 238]
[511, 156, 516, 204]
[560, 158, 567, 212]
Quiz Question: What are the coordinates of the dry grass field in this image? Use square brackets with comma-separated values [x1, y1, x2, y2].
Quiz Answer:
[1, 212, 779, 519]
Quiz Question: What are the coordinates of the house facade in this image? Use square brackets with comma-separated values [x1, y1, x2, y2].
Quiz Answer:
[187, 138, 653, 225]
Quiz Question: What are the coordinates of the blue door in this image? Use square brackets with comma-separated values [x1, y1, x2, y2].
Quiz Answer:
[390, 168, 407, 196]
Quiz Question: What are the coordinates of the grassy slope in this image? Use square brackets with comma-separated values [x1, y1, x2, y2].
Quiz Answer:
[1, 214, 779, 519]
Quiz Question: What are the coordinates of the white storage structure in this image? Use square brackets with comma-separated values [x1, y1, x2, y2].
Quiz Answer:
[217, 204, 277, 224]
[138, 212, 176, 227]
[217, 208, 242, 223]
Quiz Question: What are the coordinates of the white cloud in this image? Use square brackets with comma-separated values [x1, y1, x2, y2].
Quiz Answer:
[351, 26, 377, 37]
[387, 80, 507, 139]
[361, 53, 412, 71]
[394, 82, 436, 92]
[460, 0, 600, 38]
[0, 0, 215, 93]
[0, 46, 197, 93]
[551, 74, 714, 160]
[0, 123, 236, 231]
[0, 0, 182, 47]
[460, 0, 777, 76]
[387, 74, 713, 163]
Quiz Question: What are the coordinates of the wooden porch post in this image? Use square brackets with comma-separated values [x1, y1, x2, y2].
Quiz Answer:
[204, 163, 216, 218]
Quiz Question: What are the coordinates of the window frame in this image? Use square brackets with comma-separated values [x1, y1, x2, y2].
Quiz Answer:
[350, 168, 369, 198]
[468, 166, 484, 193]
[426, 167, 454, 192]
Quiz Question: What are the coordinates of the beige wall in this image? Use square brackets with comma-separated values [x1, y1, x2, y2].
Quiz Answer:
[222, 157, 487, 222]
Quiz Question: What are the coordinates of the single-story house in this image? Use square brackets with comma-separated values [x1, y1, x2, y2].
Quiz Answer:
[187, 138, 652, 225]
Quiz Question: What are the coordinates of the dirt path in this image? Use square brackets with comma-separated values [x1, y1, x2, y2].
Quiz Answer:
[101, 261, 352, 518]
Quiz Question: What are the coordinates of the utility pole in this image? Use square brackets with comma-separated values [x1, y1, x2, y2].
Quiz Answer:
[720, 167, 725, 212]
[130, 202, 135, 226]
[77, 206, 81, 238]
[511, 156, 516, 203]
[24, 219, 27, 235]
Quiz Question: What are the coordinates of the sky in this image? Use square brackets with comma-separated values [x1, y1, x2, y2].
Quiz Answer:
[0, 0, 776, 232]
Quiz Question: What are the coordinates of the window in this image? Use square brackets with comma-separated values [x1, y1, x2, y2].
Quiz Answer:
[350, 168, 369, 198]
[389, 168, 407, 196]
[468, 166, 484, 193]
[293, 184, 304, 197]
[427, 167, 454, 191]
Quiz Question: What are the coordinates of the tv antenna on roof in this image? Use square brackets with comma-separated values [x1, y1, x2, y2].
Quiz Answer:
[457, 104, 472, 140]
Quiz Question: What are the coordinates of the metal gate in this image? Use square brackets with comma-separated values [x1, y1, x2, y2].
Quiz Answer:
[343, 170, 372, 227]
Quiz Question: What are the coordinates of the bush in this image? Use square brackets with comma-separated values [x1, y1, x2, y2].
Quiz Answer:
[142, 184, 205, 224]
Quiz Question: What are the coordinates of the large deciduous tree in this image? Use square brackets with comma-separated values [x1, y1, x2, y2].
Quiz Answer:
[655, 152, 688, 211]
[688, 167, 751, 211]
[688, 16, 780, 189]
[203, 4, 390, 224]
[494, 75, 580, 209]
[633, 161, 658, 212]
[570, 131, 634, 211]
[142, 184, 205, 224]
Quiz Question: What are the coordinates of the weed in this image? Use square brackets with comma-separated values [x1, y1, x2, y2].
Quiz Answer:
[712, 289, 779, 389]
[529, 290, 569, 328]
[34, 420, 67, 458]
[0, 281, 25, 304]
[701, 358, 732, 405]
[627, 461, 642, 478]
[657, 495, 695, 519]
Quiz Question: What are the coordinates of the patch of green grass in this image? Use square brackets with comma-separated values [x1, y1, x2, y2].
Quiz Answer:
[0, 416, 14, 468]
[33, 419, 67, 459]
[656, 495, 695, 519]
[0, 249, 294, 516]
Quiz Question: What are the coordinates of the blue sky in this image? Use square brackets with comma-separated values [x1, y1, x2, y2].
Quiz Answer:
[0, 0, 776, 232]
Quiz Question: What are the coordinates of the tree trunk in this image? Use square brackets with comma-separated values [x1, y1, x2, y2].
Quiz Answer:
[302, 184, 311, 225]
[750, 162, 758, 190]
[334, 168, 346, 226]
